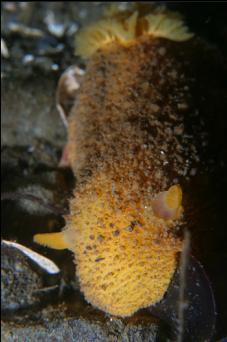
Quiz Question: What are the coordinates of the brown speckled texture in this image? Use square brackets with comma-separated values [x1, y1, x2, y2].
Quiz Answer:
[68, 37, 213, 185]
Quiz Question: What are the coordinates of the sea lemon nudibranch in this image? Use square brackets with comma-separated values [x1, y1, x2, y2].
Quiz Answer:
[33, 5, 199, 316]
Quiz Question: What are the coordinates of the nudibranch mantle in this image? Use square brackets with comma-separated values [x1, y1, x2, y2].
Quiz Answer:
[34, 5, 196, 317]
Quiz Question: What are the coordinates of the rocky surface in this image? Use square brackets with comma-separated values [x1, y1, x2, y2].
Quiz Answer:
[1, 300, 165, 342]
[1, 243, 44, 312]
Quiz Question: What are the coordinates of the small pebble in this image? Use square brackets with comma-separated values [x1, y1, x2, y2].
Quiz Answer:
[51, 63, 59, 71]
[8, 23, 44, 38]
[1, 38, 10, 58]
[23, 54, 34, 64]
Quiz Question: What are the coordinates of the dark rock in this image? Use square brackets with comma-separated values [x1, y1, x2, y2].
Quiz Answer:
[1, 242, 59, 313]
[1, 76, 66, 148]
[1, 299, 164, 342]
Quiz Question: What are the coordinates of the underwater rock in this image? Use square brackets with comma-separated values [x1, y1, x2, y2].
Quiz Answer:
[1, 301, 164, 342]
[1, 76, 66, 148]
[1, 241, 60, 313]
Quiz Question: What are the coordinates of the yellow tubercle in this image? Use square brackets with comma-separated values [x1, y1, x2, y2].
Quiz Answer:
[75, 5, 193, 59]
[33, 232, 68, 250]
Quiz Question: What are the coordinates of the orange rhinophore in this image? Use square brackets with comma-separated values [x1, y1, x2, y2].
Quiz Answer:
[33, 4, 205, 316]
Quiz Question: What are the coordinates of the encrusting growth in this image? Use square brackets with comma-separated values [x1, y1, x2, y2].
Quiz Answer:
[33, 4, 204, 316]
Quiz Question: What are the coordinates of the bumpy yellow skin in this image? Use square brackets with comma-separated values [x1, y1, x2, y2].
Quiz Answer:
[63, 35, 195, 316]
[65, 172, 182, 316]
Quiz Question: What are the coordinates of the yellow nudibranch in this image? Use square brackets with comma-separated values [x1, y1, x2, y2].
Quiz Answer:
[34, 5, 196, 317]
